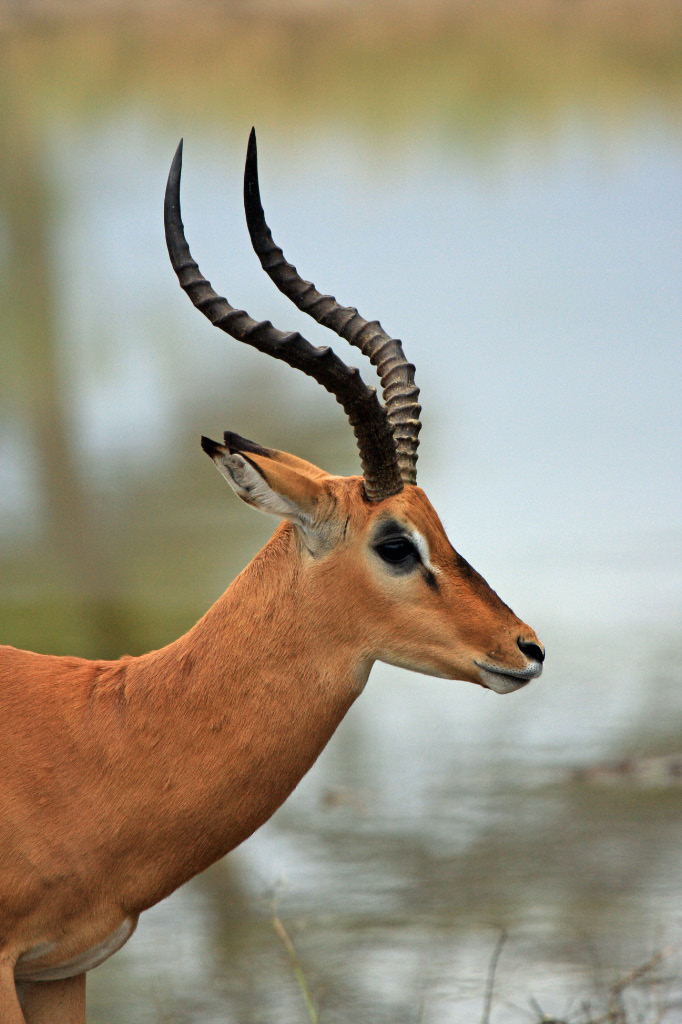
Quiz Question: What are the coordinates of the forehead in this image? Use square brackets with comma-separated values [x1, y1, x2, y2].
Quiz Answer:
[357, 485, 451, 555]
[330, 478, 450, 550]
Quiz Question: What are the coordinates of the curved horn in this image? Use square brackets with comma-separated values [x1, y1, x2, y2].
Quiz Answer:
[164, 140, 402, 503]
[243, 128, 421, 486]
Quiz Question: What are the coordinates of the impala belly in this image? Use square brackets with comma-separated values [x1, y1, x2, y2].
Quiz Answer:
[15, 916, 137, 982]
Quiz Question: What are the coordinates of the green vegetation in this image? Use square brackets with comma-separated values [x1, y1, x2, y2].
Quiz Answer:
[1, 2, 681, 144]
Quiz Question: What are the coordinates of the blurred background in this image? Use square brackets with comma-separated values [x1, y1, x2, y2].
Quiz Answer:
[1, 2, 681, 1021]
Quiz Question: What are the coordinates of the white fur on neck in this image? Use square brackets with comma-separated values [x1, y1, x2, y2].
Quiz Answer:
[15, 917, 138, 982]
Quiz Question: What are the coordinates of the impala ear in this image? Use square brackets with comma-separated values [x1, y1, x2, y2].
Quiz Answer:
[201, 435, 325, 526]
[223, 431, 331, 482]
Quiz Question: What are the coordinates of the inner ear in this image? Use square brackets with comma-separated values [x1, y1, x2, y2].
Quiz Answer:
[201, 435, 325, 528]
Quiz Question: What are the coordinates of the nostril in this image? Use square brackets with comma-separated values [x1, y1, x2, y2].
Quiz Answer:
[517, 638, 545, 663]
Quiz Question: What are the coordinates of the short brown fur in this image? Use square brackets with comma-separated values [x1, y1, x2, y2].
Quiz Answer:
[0, 451, 542, 1022]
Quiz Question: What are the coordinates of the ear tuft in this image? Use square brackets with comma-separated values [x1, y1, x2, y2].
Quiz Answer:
[223, 431, 272, 458]
[201, 435, 222, 458]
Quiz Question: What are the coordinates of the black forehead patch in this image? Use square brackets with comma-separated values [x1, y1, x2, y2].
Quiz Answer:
[453, 549, 476, 579]
[452, 546, 514, 613]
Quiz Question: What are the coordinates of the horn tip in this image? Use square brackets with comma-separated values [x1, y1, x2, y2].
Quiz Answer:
[244, 127, 261, 209]
[166, 139, 184, 194]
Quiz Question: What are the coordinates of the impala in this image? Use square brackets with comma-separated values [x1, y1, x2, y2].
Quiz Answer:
[0, 130, 544, 1023]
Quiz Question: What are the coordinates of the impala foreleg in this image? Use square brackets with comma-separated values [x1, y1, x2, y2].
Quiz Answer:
[15, 975, 85, 1024]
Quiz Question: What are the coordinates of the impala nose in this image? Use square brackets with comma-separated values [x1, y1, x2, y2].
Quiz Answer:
[517, 637, 545, 663]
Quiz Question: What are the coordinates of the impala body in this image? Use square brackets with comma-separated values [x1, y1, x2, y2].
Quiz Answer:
[0, 131, 544, 1024]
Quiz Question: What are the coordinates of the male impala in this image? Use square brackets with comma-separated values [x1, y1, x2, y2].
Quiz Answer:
[0, 130, 544, 1023]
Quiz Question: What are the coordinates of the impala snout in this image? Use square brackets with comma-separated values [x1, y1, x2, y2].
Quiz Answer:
[473, 630, 545, 694]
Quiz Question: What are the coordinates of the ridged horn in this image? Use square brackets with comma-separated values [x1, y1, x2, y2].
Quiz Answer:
[164, 139, 403, 503]
[243, 127, 421, 486]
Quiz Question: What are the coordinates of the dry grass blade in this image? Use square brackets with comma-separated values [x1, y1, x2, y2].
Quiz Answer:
[482, 928, 508, 1024]
[601, 945, 677, 1024]
[504, 945, 679, 1024]
[271, 905, 319, 1024]
[610, 946, 675, 996]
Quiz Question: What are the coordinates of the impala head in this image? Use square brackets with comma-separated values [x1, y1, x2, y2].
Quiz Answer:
[165, 129, 544, 693]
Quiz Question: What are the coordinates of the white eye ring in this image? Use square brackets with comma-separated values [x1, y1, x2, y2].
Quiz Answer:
[409, 529, 438, 575]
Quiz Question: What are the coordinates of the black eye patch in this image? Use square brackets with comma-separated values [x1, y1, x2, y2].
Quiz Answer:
[375, 536, 420, 566]
[372, 520, 421, 571]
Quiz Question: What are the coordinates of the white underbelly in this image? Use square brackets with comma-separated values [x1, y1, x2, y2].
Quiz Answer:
[15, 916, 137, 982]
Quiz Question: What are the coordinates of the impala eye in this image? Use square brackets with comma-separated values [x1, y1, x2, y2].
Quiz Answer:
[375, 536, 420, 568]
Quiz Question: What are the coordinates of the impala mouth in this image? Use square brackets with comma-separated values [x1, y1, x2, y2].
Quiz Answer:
[474, 660, 543, 694]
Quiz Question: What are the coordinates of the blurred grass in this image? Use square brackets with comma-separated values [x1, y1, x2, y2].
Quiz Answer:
[1, 1, 680, 144]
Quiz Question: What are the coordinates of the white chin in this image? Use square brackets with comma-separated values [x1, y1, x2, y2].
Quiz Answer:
[477, 668, 532, 695]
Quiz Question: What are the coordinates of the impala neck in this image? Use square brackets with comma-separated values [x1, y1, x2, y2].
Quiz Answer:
[114, 522, 370, 911]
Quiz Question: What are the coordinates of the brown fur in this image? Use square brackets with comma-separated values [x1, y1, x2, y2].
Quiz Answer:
[0, 454, 542, 1022]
